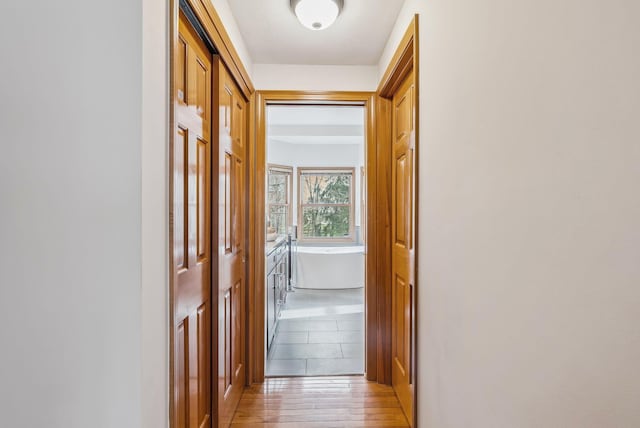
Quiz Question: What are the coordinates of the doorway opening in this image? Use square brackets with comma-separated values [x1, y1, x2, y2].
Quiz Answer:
[264, 105, 366, 376]
[250, 92, 381, 384]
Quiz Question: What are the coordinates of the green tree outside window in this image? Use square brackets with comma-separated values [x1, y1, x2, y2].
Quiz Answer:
[299, 168, 354, 240]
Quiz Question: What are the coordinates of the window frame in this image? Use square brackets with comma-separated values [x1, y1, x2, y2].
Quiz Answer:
[267, 164, 293, 236]
[297, 166, 356, 243]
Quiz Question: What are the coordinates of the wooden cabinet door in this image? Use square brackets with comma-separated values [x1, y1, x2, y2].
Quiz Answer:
[173, 12, 212, 428]
[214, 57, 246, 428]
[391, 69, 415, 426]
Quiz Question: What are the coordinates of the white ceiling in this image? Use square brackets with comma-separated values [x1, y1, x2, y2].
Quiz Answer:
[227, 0, 405, 65]
[268, 105, 364, 125]
[268, 105, 364, 145]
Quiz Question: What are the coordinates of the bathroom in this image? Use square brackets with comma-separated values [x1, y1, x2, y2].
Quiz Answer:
[265, 104, 365, 376]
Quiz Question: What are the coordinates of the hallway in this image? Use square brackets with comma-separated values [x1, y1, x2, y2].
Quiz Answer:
[3, 0, 640, 427]
[230, 376, 409, 427]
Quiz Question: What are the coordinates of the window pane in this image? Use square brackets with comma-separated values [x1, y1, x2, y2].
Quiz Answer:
[302, 206, 350, 238]
[301, 173, 351, 204]
[268, 173, 288, 204]
[268, 205, 288, 235]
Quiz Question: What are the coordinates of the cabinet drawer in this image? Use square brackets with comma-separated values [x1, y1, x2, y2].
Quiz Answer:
[267, 244, 287, 271]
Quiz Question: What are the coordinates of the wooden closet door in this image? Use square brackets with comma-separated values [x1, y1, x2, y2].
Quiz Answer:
[391, 69, 415, 426]
[173, 12, 212, 428]
[214, 57, 247, 428]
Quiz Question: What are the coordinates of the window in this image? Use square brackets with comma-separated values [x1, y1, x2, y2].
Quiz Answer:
[267, 165, 293, 236]
[298, 167, 355, 241]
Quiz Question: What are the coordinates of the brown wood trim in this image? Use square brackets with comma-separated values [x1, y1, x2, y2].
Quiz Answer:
[251, 91, 267, 382]
[184, 0, 254, 99]
[376, 14, 420, 427]
[247, 91, 260, 385]
[251, 91, 379, 384]
[364, 93, 382, 383]
[371, 96, 392, 384]
[297, 166, 357, 243]
[257, 90, 375, 103]
[378, 16, 417, 98]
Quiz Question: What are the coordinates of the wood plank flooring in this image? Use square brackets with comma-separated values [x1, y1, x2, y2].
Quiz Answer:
[230, 376, 409, 427]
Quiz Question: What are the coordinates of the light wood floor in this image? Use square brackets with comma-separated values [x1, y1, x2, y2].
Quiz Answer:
[230, 376, 409, 427]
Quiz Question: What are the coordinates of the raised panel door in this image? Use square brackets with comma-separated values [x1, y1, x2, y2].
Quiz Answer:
[173, 12, 212, 428]
[215, 57, 247, 428]
[391, 69, 415, 426]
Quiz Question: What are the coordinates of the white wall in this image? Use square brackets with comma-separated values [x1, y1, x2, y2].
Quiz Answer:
[210, 0, 253, 75]
[254, 64, 378, 91]
[268, 140, 365, 228]
[0, 0, 142, 427]
[382, 1, 640, 427]
[141, 0, 168, 426]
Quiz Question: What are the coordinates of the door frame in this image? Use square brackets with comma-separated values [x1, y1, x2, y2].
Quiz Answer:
[250, 91, 393, 383]
[377, 15, 420, 426]
[169, 0, 254, 426]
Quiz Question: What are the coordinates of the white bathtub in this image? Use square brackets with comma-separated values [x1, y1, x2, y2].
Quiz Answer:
[294, 246, 364, 289]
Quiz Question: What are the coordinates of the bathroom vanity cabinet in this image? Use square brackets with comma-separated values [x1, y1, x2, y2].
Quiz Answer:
[266, 237, 288, 351]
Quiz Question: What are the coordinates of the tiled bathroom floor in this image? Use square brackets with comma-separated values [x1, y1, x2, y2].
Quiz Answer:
[266, 288, 364, 376]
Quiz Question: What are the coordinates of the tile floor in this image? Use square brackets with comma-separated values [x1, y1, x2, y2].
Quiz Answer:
[266, 287, 364, 376]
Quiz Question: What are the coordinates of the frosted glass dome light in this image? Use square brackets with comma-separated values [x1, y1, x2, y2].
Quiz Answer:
[291, 0, 344, 31]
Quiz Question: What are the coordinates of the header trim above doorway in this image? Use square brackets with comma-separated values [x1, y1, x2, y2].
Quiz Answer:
[378, 16, 417, 98]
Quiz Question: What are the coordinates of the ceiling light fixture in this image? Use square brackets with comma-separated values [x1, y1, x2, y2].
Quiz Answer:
[290, 0, 344, 31]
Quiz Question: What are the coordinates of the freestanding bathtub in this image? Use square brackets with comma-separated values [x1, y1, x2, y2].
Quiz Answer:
[294, 246, 364, 289]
